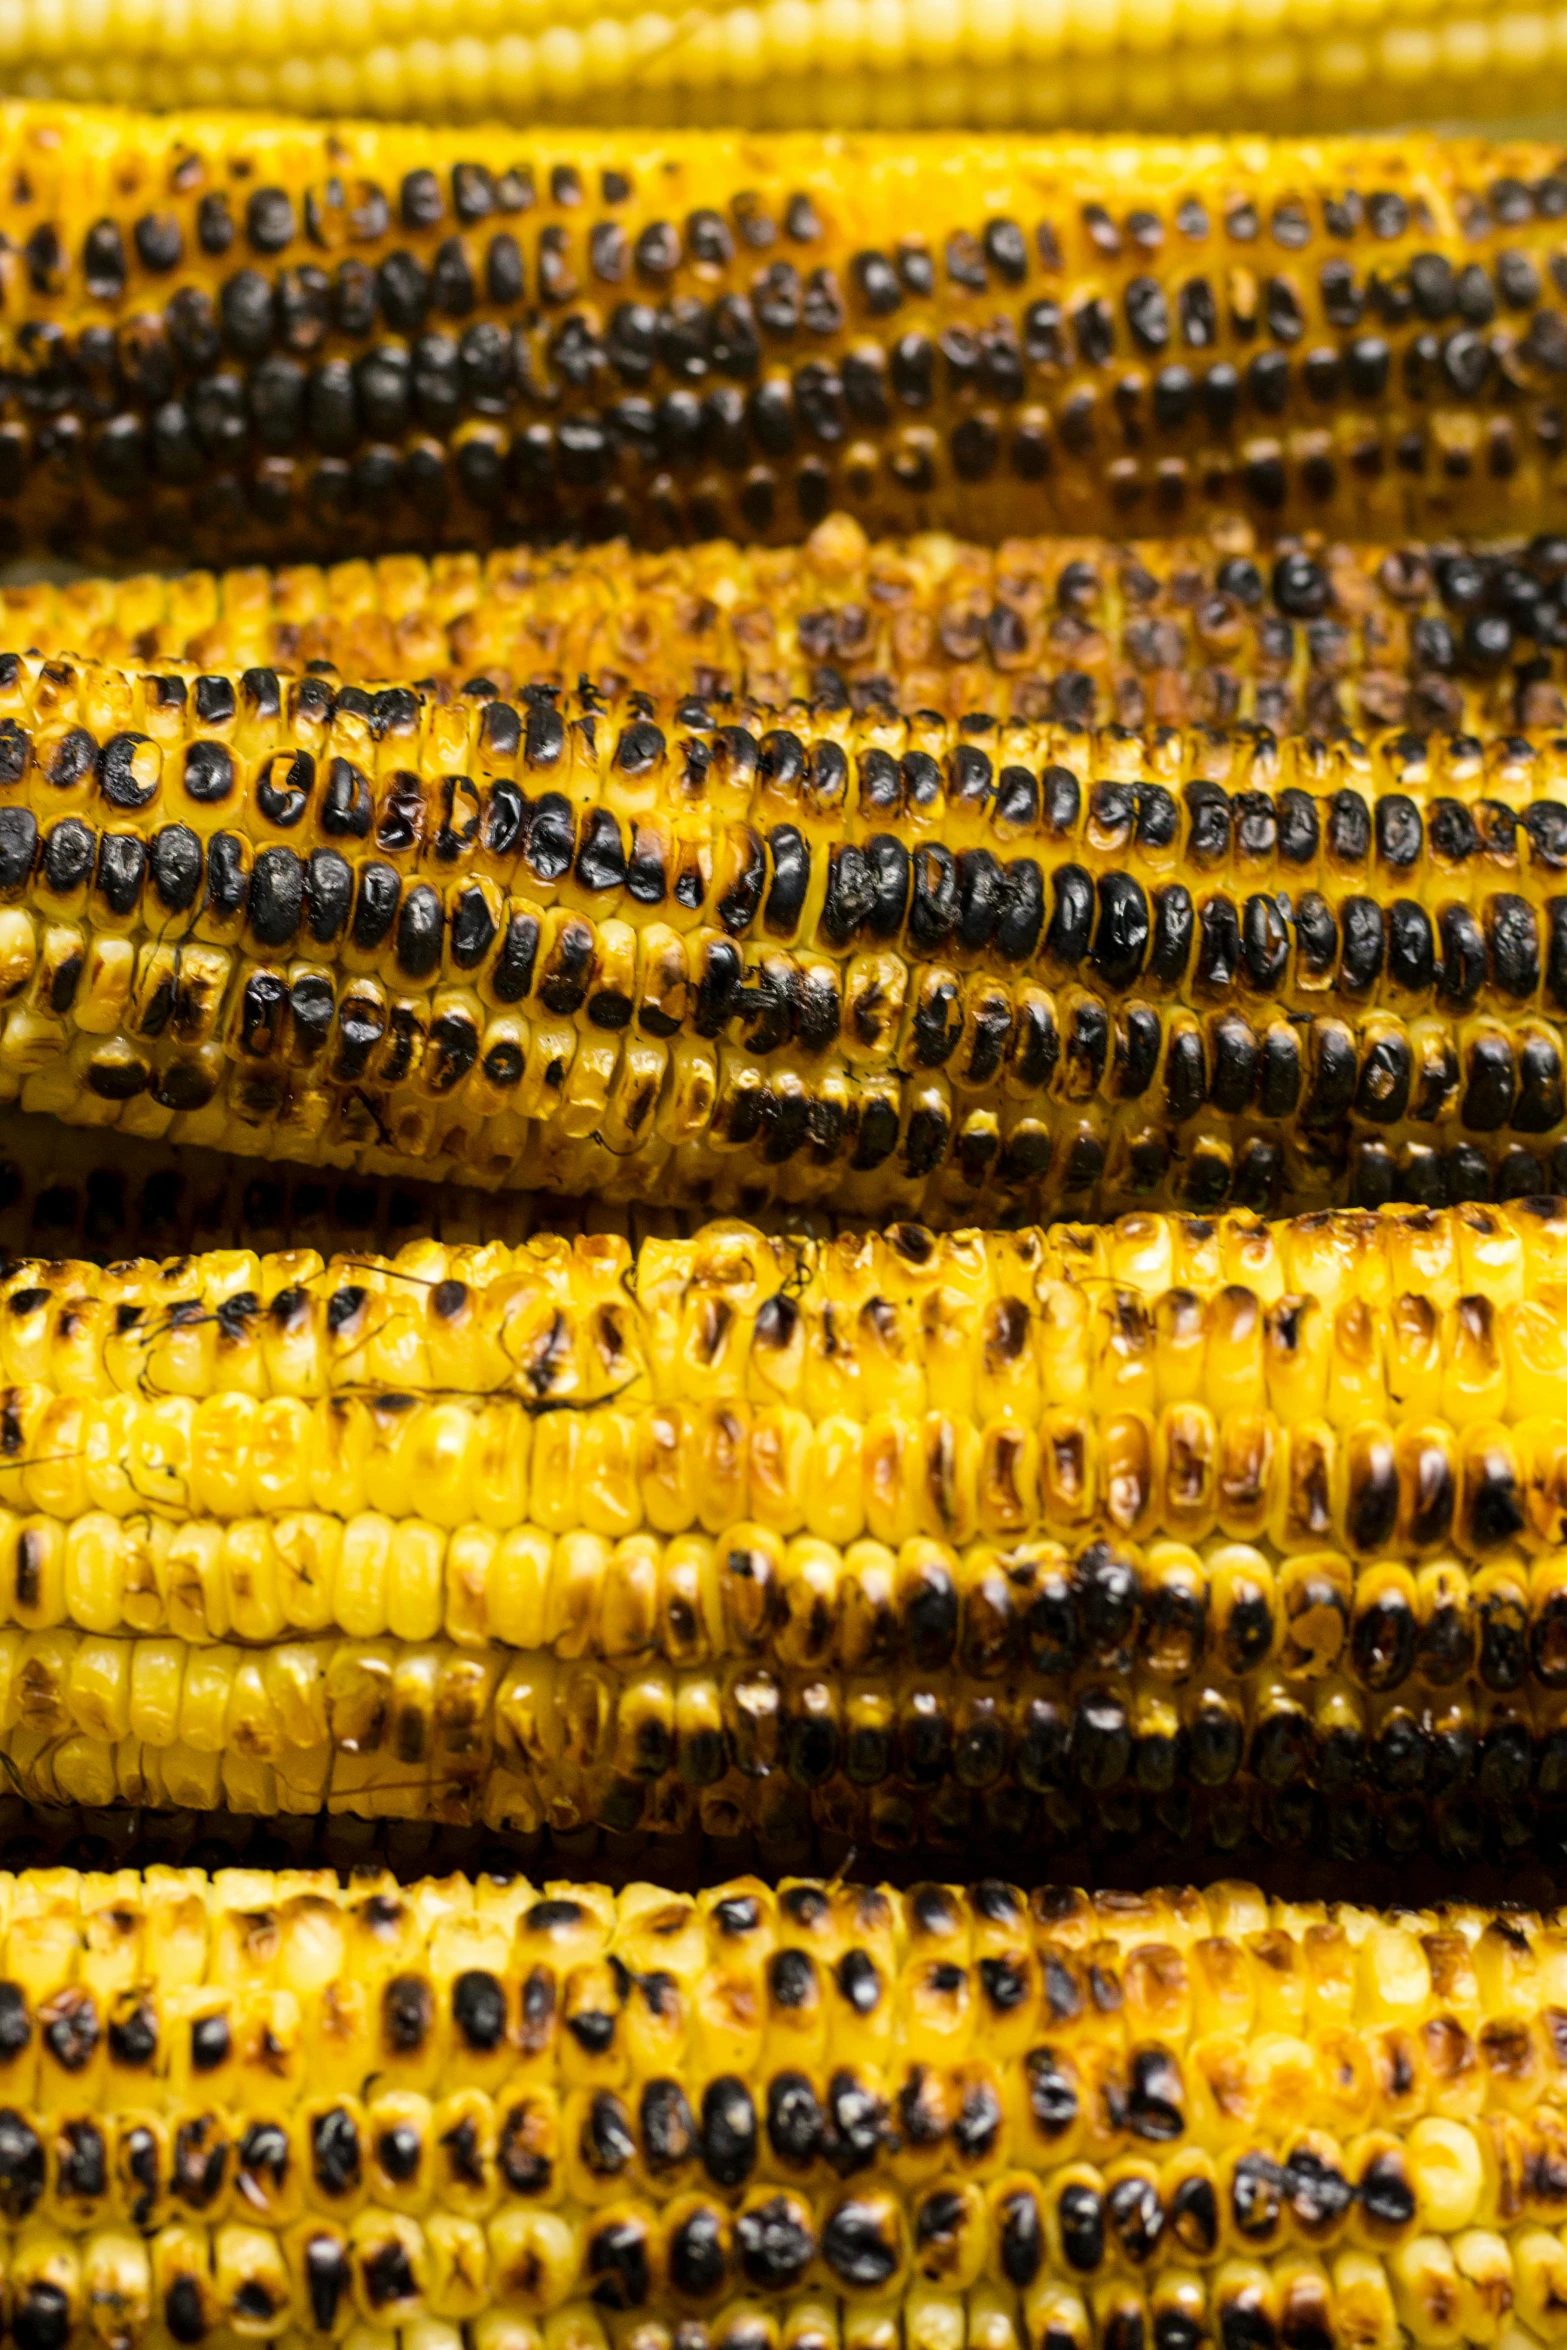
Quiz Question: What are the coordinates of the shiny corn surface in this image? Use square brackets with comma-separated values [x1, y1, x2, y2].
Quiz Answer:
[1, 116, 1567, 558]
[18, 521, 1567, 740]
[10, 657, 1567, 1215]
[0, 1206, 1563, 1839]
[5, 0, 1567, 135]
[0, 1868, 1547, 2350]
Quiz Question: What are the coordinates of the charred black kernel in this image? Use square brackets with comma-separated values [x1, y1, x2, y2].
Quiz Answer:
[1356, 1032, 1412, 1124]
[1185, 781, 1230, 866]
[1249, 350, 1290, 411]
[311, 2108, 360, 2198]
[350, 861, 399, 956]
[41, 817, 93, 898]
[383, 1972, 444, 2057]
[1196, 895, 1239, 990]
[766, 2072, 823, 2168]
[394, 884, 441, 980]
[1439, 903, 1487, 1006]
[0, 2106, 41, 2223]
[669, 2204, 728, 2299]
[375, 2125, 421, 2184]
[132, 210, 183, 272]
[580, 2091, 635, 2180]
[1240, 894, 1289, 992]
[908, 845, 958, 953]
[701, 2078, 756, 2189]
[1090, 873, 1150, 988]
[587, 2214, 653, 2312]
[1487, 893, 1540, 996]
[1338, 898, 1385, 995]
[1383, 899, 1436, 997]
[1150, 885, 1194, 986]
[451, 1970, 506, 2052]
[96, 731, 157, 812]
[14, 2286, 68, 2350]
[1109, 2170, 1165, 2261]
[162, 2277, 205, 2346]
[1373, 794, 1422, 870]
[822, 2197, 899, 2290]
[853, 250, 901, 314]
[191, 2012, 230, 2071]
[1461, 1032, 1517, 1129]
[1046, 865, 1093, 967]
[94, 833, 146, 919]
[1074, 297, 1114, 365]
[241, 668, 282, 720]
[1517, 1032, 1565, 1131]
[106, 1994, 152, 2070]
[830, 1952, 879, 2024]
[256, 747, 312, 828]
[735, 2193, 816, 2291]
[862, 834, 910, 938]
[360, 2236, 417, 2310]
[1181, 279, 1219, 347]
[247, 847, 302, 949]
[492, 2096, 551, 2196]
[1058, 2179, 1105, 2270]
[281, 2238, 341, 2343]
[1125, 275, 1170, 352]
[1303, 1022, 1357, 1128]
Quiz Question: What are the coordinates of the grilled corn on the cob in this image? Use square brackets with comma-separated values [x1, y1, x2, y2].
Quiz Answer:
[0, 1204, 1565, 1851]
[0, 1109, 731, 1265]
[17, 521, 1567, 741]
[1, 115, 1567, 559]
[0, 1866, 1546, 2350]
[7, 0, 1567, 139]
[5, 652, 1567, 1215]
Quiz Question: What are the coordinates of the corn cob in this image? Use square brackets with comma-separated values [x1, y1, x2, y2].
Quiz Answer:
[9, 652, 1567, 1217]
[5, 0, 1567, 141]
[0, 1108, 742, 1266]
[0, 1865, 1548, 2350]
[22, 520, 1567, 742]
[0, 1203, 1565, 1847]
[1, 116, 1567, 561]
[7, 0, 1567, 142]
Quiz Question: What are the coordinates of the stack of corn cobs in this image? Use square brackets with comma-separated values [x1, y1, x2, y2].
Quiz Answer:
[0, 88, 1564, 2350]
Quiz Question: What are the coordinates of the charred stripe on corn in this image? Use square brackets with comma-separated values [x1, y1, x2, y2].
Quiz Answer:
[15, 524, 1567, 740]
[5, 664, 1567, 1207]
[0, 119, 1563, 554]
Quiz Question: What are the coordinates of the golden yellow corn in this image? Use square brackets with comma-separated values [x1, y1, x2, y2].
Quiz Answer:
[6, 652, 1567, 1216]
[3, 2, 1567, 143]
[0, 1866, 1546, 2350]
[13, 519, 1567, 741]
[0, 114, 1562, 557]
[0, 1205, 1561, 1850]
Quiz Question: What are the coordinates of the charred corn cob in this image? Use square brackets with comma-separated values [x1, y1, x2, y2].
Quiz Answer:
[9, 653, 1567, 1216]
[0, 1866, 1550, 2350]
[2, 1204, 1567, 1848]
[1, 117, 1567, 560]
[24, 520, 1567, 742]
[0, 1109, 740, 1266]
